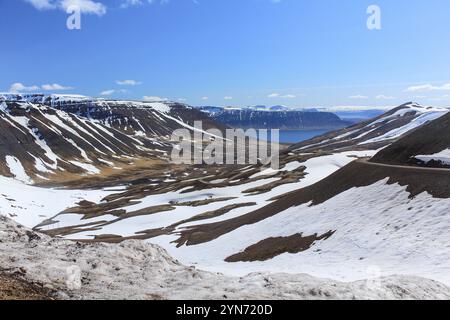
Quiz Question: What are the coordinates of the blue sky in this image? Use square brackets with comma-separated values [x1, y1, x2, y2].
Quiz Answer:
[1, 0, 450, 109]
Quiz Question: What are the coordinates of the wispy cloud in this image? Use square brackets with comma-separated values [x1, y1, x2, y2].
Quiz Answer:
[375, 94, 396, 100]
[24, 0, 56, 10]
[349, 95, 369, 99]
[120, 0, 143, 8]
[405, 83, 450, 93]
[100, 90, 114, 96]
[143, 95, 168, 101]
[100, 89, 128, 96]
[9, 83, 40, 93]
[268, 93, 296, 99]
[120, 0, 170, 8]
[116, 79, 142, 86]
[23, 0, 106, 16]
[41, 83, 73, 90]
[224, 96, 233, 100]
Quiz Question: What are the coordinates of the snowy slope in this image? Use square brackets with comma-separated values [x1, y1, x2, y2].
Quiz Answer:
[0, 96, 225, 182]
[1, 216, 449, 300]
[160, 180, 450, 284]
[0, 101, 164, 181]
[27, 149, 450, 285]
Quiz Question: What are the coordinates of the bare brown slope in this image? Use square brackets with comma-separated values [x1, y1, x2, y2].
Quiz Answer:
[371, 111, 450, 167]
[173, 160, 450, 247]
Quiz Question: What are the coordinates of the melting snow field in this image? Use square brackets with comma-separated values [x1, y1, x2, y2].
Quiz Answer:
[44, 151, 376, 238]
[159, 180, 450, 285]
[0, 176, 113, 227]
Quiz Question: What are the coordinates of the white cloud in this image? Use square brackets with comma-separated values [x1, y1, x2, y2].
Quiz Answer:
[9, 83, 40, 93]
[143, 96, 168, 101]
[100, 89, 115, 96]
[60, 0, 106, 15]
[100, 89, 128, 96]
[9, 82, 75, 93]
[349, 95, 368, 99]
[375, 95, 395, 100]
[121, 0, 170, 8]
[268, 93, 296, 99]
[120, 0, 143, 8]
[201, 97, 209, 100]
[41, 83, 73, 90]
[405, 83, 450, 93]
[23, 0, 106, 16]
[116, 79, 142, 86]
[224, 96, 233, 100]
[178, 98, 187, 102]
[24, 0, 57, 10]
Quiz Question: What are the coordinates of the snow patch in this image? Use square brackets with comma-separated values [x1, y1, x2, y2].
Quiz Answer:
[415, 149, 450, 165]
[5, 156, 33, 184]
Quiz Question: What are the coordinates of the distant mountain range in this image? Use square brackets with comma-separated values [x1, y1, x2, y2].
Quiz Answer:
[196, 105, 351, 130]
[329, 109, 386, 123]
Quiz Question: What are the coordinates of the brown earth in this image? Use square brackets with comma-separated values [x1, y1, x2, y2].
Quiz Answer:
[371, 112, 450, 167]
[0, 272, 55, 300]
[225, 230, 335, 262]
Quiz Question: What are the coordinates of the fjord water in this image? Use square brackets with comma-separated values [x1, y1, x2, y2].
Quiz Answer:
[278, 129, 330, 144]
[249, 129, 330, 144]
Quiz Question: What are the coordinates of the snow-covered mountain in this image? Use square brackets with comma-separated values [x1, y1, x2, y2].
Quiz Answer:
[371, 109, 450, 168]
[0, 94, 225, 182]
[197, 105, 296, 114]
[289, 102, 449, 152]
